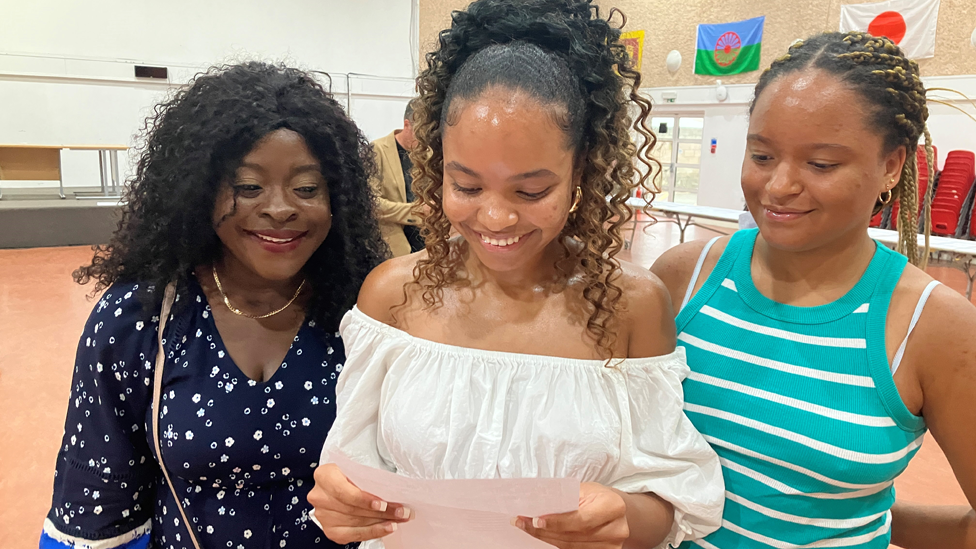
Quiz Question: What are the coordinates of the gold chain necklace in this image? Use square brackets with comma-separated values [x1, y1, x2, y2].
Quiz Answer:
[211, 265, 306, 319]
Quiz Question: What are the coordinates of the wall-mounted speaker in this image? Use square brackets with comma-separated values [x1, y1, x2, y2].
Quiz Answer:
[134, 65, 168, 79]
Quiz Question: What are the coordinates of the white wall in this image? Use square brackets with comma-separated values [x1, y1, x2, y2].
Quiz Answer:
[699, 106, 750, 210]
[0, 0, 417, 77]
[642, 75, 976, 210]
[0, 0, 418, 190]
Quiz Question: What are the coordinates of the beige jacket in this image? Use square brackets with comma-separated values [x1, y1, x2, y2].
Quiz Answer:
[370, 131, 420, 258]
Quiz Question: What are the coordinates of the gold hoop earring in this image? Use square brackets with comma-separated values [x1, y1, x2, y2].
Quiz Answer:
[879, 189, 893, 205]
[569, 186, 582, 213]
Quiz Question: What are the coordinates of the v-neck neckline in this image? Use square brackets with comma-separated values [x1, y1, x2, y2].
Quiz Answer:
[190, 276, 306, 385]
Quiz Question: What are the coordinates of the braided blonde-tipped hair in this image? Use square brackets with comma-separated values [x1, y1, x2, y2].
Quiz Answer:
[752, 32, 934, 266]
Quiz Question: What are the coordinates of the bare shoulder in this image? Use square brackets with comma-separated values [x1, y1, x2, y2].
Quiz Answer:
[615, 259, 677, 356]
[617, 259, 673, 313]
[890, 263, 976, 403]
[892, 264, 975, 328]
[896, 266, 976, 478]
[900, 264, 976, 360]
[356, 250, 426, 324]
[649, 236, 731, 309]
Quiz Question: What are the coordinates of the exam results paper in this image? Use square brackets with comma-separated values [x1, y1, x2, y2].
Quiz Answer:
[328, 451, 581, 549]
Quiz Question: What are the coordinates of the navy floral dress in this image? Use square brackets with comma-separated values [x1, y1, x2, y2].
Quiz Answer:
[40, 278, 353, 549]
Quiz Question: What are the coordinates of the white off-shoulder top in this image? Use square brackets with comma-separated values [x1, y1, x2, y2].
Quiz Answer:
[320, 307, 724, 548]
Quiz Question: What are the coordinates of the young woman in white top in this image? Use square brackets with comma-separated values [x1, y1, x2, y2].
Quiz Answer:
[308, 1, 725, 547]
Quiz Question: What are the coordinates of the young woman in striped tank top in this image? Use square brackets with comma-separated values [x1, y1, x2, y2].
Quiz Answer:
[652, 32, 976, 548]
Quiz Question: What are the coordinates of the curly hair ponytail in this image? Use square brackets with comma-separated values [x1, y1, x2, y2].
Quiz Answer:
[406, 0, 657, 358]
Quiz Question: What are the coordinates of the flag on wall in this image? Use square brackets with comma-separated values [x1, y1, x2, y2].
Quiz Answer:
[695, 16, 765, 76]
[839, 0, 941, 59]
[620, 30, 645, 70]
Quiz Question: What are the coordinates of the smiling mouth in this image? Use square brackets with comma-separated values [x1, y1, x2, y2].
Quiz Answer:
[764, 206, 813, 215]
[246, 231, 306, 244]
[479, 233, 522, 247]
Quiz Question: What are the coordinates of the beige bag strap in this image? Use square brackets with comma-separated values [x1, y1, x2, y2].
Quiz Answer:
[151, 282, 203, 549]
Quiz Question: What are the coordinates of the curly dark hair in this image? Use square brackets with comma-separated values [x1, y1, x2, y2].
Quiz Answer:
[74, 61, 389, 331]
[752, 32, 934, 266]
[408, 0, 657, 358]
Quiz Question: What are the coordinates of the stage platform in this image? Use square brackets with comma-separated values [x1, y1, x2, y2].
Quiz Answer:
[0, 188, 122, 248]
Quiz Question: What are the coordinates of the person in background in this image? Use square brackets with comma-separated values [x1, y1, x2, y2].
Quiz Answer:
[371, 100, 425, 257]
[39, 62, 386, 549]
[652, 32, 976, 549]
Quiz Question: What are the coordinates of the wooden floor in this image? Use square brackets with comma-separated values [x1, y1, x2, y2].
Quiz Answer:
[0, 219, 969, 548]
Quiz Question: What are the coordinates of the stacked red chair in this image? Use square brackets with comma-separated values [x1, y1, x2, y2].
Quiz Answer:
[931, 150, 975, 236]
[870, 209, 883, 228]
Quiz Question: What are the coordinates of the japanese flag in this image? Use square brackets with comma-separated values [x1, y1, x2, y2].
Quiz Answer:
[839, 0, 940, 59]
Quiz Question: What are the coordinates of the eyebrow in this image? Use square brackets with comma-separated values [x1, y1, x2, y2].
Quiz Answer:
[746, 134, 854, 152]
[445, 161, 558, 181]
[238, 163, 322, 176]
[807, 143, 855, 152]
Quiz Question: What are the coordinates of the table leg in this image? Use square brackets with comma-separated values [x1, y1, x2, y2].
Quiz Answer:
[75, 149, 124, 199]
[942, 254, 976, 301]
[98, 151, 109, 195]
[677, 214, 692, 243]
[57, 150, 65, 199]
[110, 150, 120, 194]
[965, 259, 976, 300]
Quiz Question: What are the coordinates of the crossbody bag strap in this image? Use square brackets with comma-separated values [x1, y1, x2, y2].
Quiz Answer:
[151, 282, 202, 549]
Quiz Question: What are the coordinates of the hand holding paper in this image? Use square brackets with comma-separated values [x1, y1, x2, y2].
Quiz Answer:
[315, 452, 580, 549]
[513, 482, 630, 549]
[309, 462, 414, 545]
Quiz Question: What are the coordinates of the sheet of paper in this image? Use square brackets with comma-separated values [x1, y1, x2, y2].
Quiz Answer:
[328, 451, 580, 549]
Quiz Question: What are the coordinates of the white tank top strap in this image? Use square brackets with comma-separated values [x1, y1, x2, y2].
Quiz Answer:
[891, 280, 942, 375]
[680, 236, 722, 312]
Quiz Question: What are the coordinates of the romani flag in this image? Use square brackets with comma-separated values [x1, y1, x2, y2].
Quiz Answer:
[839, 0, 941, 59]
[694, 16, 765, 76]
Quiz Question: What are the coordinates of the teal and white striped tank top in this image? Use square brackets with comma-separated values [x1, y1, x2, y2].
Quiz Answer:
[677, 229, 932, 549]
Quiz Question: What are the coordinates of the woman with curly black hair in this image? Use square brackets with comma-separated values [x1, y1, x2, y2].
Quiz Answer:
[40, 62, 385, 549]
[308, 1, 724, 548]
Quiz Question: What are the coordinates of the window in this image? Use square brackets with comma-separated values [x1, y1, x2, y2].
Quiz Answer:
[650, 115, 704, 205]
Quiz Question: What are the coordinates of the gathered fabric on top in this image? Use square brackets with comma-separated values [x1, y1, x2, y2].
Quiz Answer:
[321, 307, 725, 549]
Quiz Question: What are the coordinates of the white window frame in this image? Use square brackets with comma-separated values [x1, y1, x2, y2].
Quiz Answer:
[652, 113, 704, 204]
